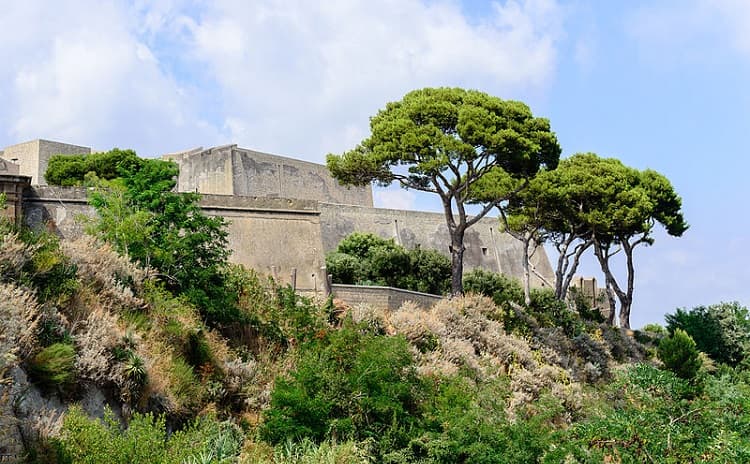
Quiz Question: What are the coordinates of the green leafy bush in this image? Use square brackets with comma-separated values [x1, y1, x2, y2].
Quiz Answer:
[326, 233, 450, 294]
[27, 342, 77, 390]
[261, 323, 424, 451]
[45, 149, 139, 186]
[58, 406, 242, 464]
[86, 156, 235, 325]
[462, 268, 524, 307]
[666, 302, 750, 366]
[658, 329, 702, 380]
[546, 364, 750, 462]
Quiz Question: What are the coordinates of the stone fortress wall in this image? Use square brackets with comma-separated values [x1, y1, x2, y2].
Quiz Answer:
[1, 139, 91, 186]
[164, 144, 373, 207]
[3, 139, 555, 292]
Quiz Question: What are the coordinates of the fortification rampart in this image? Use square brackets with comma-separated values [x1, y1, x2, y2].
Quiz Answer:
[1, 139, 90, 186]
[22, 187, 327, 291]
[164, 145, 373, 207]
[6, 139, 556, 293]
[319, 202, 555, 288]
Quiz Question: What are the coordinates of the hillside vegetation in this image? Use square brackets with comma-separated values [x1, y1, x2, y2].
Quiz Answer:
[0, 150, 747, 462]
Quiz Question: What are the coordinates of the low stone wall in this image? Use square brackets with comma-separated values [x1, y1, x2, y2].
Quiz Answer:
[332, 284, 442, 311]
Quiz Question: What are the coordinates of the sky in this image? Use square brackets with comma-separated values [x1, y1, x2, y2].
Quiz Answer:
[1, 0, 748, 328]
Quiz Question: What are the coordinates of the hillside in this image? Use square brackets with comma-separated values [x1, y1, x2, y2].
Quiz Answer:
[1, 219, 749, 462]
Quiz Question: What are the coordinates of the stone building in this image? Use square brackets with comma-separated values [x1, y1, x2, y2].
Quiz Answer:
[4, 139, 555, 292]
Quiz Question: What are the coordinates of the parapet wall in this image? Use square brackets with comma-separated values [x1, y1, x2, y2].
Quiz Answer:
[22, 187, 326, 291]
[165, 145, 373, 207]
[2, 139, 90, 186]
[332, 284, 442, 310]
[319, 203, 555, 288]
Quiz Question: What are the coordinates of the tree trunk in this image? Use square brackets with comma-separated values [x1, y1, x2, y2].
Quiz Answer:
[618, 240, 637, 330]
[554, 236, 592, 301]
[450, 231, 465, 296]
[522, 236, 531, 305]
[604, 281, 617, 326]
[594, 239, 619, 326]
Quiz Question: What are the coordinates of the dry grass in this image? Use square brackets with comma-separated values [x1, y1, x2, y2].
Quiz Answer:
[0, 283, 42, 376]
[389, 294, 589, 421]
[62, 236, 146, 312]
[72, 306, 124, 387]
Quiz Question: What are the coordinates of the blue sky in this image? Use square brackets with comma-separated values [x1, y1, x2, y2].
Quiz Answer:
[1, 0, 747, 328]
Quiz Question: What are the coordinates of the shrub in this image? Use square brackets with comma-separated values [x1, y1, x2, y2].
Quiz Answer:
[327, 233, 450, 295]
[0, 283, 41, 376]
[463, 268, 524, 307]
[18, 231, 79, 304]
[324, 252, 363, 284]
[658, 329, 702, 380]
[45, 148, 139, 186]
[261, 323, 424, 451]
[58, 406, 242, 464]
[27, 342, 77, 390]
[666, 302, 750, 366]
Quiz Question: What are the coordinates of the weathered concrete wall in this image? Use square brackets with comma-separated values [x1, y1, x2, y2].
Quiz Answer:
[22, 187, 326, 292]
[1, 140, 90, 185]
[164, 145, 235, 195]
[0, 159, 20, 175]
[319, 203, 555, 288]
[0, 175, 31, 225]
[332, 284, 442, 310]
[200, 194, 325, 291]
[22, 186, 94, 239]
[165, 145, 373, 207]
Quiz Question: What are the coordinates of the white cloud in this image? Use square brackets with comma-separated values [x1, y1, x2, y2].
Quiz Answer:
[0, 1, 224, 156]
[0, 0, 563, 160]
[374, 188, 417, 210]
[626, 0, 750, 64]
[185, 0, 564, 161]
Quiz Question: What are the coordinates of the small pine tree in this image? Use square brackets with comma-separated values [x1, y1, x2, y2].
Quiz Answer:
[657, 329, 702, 379]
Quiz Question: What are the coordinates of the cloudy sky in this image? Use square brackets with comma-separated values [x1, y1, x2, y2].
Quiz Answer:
[1, 0, 748, 328]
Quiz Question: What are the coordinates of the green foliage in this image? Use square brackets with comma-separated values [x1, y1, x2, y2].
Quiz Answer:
[546, 364, 750, 462]
[393, 375, 558, 464]
[45, 148, 139, 186]
[27, 342, 76, 390]
[658, 329, 703, 380]
[462, 269, 586, 335]
[666, 302, 750, 366]
[0, 225, 79, 304]
[58, 406, 242, 464]
[87, 155, 234, 325]
[20, 231, 79, 303]
[463, 268, 524, 306]
[261, 323, 424, 451]
[324, 252, 362, 285]
[243, 439, 372, 464]
[327, 233, 450, 295]
[327, 87, 561, 295]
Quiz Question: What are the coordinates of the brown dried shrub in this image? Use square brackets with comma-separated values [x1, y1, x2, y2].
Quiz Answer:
[0, 233, 36, 281]
[0, 283, 41, 376]
[72, 307, 123, 387]
[62, 237, 145, 312]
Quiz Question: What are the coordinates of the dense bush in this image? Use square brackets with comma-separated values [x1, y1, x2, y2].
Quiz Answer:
[463, 269, 587, 335]
[261, 322, 425, 451]
[27, 342, 77, 391]
[462, 268, 524, 307]
[326, 233, 450, 294]
[45, 148, 139, 186]
[658, 329, 703, 380]
[57, 406, 242, 464]
[666, 302, 750, 366]
[546, 364, 750, 462]
[86, 155, 234, 325]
